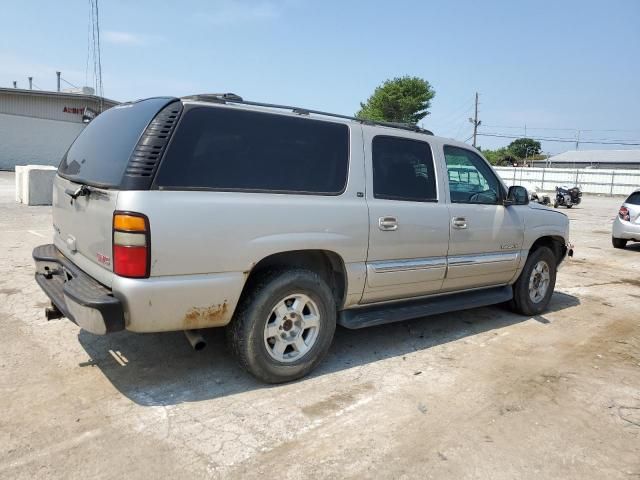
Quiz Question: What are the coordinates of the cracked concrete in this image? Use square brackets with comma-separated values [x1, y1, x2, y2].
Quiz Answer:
[0, 171, 638, 479]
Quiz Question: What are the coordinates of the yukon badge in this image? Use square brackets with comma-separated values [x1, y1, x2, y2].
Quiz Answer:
[501, 243, 518, 250]
[96, 253, 111, 266]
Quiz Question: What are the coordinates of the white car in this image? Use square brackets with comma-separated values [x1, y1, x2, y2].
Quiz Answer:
[612, 189, 640, 248]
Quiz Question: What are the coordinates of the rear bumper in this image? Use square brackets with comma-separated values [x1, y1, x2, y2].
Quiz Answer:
[33, 244, 125, 335]
[612, 216, 640, 241]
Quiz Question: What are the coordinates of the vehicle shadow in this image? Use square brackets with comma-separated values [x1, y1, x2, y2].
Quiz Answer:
[77, 291, 580, 406]
[623, 243, 640, 252]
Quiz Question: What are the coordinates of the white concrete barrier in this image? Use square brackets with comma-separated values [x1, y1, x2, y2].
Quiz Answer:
[14, 165, 25, 202]
[15, 165, 57, 205]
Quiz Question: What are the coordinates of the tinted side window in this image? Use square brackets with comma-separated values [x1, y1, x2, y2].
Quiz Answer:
[444, 146, 503, 204]
[155, 107, 349, 194]
[372, 136, 437, 202]
[626, 192, 640, 205]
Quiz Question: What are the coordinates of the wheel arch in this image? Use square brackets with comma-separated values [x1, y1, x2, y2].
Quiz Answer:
[241, 249, 348, 308]
[529, 235, 567, 266]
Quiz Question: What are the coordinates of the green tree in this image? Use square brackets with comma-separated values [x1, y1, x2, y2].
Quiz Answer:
[507, 138, 541, 158]
[356, 76, 435, 124]
[481, 147, 518, 166]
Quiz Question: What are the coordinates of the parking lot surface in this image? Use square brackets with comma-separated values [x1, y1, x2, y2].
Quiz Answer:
[1, 171, 639, 479]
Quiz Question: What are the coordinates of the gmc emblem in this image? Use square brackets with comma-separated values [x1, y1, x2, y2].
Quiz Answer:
[96, 253, 111, 266]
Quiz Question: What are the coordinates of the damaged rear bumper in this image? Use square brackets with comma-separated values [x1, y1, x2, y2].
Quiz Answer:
[33, 244, 124, 335]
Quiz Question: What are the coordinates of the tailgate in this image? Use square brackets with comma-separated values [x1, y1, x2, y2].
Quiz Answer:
[53, 175, 118, 287]
[50, 97, 181, 287]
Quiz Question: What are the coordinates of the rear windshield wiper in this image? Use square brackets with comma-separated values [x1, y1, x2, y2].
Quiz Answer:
[64, 184, 93, 200]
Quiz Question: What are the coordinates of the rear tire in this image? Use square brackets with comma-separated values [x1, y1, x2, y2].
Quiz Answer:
[566, 204, 573, 209]
[553, 201, 559, 208]
[612, 237, 627, 249]
[226, 268, 336, 383]
[510, 246, 557, 316]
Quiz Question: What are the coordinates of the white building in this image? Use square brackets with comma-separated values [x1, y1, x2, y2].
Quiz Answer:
[0, 87, 118, 170]
[533, 150, 640, 169]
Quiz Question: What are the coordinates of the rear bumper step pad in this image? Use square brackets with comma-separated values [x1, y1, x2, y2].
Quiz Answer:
[33, 244, 125, 334]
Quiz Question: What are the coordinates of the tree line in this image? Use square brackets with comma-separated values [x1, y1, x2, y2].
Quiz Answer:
[357, 76, 541, 165]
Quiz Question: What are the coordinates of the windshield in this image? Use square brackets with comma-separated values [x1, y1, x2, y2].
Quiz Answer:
[58, 97, 174, 188]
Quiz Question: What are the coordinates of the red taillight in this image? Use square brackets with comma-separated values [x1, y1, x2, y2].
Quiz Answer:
[619, 206, 630, 221]
[113, 245, 148, 277]
[113, 213, 150, 278]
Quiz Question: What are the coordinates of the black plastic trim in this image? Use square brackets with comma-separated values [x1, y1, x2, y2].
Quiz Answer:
[120, 99, 184, 190]
[32, 244, 125, 333]
[338, 286, 513, 329]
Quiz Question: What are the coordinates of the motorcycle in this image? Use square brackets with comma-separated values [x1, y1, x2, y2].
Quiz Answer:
[521, 183, 551, 206]
[530, 191, 551, 206]
[553, 185, 582, 208]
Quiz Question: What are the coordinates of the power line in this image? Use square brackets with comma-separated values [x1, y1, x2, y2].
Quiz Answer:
[477, 132, 640, 146]
[61, 77, 79, 89]
[433, 95, 475, 126]
[95, 0, 103, 105]
[482, 124, 640, 133]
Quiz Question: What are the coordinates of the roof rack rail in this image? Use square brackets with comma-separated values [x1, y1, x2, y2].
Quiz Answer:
[181, 93, 434, 135]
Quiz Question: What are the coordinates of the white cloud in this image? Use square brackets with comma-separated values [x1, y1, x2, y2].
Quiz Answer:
[103, 31, 154, 46]
[194, 1, 281, 25]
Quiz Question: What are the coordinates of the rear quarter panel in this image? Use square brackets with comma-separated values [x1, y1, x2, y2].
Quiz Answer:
[113, 126, 369, 331]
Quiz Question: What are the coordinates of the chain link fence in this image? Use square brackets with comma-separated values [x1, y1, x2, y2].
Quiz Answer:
[494, 167, 640, 196]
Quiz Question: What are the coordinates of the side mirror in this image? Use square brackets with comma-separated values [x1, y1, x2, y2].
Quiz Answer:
[504, 185, 529, 206]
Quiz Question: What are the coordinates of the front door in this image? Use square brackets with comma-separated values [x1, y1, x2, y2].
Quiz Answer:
[443, 145, 525, 291]
[362, 133, 450, 303]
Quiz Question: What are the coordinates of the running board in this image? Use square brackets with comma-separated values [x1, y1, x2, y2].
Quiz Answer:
[338, 286, 513, 329]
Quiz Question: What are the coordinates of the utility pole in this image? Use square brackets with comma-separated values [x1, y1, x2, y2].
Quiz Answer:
[468, 92, 481, 147]
[575, 130, 580, 150]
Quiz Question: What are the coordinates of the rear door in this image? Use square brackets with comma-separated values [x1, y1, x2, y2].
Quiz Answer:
[52, 177, 119, 287]
[53, 97, 177, 287]
[362, 132, 450, 303]
[442, 145, 524, 291]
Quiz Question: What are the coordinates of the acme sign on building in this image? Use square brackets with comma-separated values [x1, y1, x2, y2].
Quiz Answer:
[63, 106, 86, 115]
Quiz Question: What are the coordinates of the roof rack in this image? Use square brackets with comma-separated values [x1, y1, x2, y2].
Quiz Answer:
[181, 93, 434, 136]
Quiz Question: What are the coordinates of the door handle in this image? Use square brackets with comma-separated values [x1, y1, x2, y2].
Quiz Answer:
[452, 217, 467, 229]
[378, 216, 398, 231]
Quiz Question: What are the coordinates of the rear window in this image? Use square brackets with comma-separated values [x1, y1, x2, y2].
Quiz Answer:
[626, 191, 640, 205]
[154, 107, 349, 194]
[58, 98, 173, 187]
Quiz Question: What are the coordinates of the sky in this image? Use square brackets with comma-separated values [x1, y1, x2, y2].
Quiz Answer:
[1, 0, 639, 154]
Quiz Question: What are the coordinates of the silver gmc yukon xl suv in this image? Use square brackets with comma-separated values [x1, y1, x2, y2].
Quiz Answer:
[33, 94, 573, 383]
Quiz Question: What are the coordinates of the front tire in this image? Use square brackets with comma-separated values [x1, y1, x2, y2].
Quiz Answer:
[511, 247, 557, 316]
[612, 237, 627, 249]
[226, 269, 336, 383]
